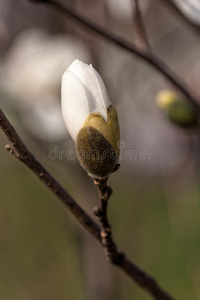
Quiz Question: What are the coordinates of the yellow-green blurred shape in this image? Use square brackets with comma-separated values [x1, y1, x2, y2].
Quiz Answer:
[156, 90, 198, 127]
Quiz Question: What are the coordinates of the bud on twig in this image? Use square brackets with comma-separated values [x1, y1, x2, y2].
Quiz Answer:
[61, 60, 120, 179]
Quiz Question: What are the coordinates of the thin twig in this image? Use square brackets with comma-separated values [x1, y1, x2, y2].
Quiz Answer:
[93, 178, 122, 264]
[0, 109, 176, 300]
[133, 0, 151, 51]
[29, 0, 200, 112]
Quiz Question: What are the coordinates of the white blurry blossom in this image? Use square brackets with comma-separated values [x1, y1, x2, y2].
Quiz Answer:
[172, 0, 200, 24]
[1, 29, 91, 141]
[21, 97, 67, 141]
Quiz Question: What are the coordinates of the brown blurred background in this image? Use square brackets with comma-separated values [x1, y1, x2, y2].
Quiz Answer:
[1, 0, 200, 299]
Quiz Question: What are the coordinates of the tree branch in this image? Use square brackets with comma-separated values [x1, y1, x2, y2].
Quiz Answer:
[0, 109, 176, 300]
[0, 109, 101, 242]
[29, 0, 200, 112]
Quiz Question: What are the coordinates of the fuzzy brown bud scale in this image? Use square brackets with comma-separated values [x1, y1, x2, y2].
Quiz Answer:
[76, 105, 120, 179]
[77, 126, 118, 179]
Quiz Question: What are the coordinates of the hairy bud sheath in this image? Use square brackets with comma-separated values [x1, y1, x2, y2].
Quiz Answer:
[61, 60, 120, 179]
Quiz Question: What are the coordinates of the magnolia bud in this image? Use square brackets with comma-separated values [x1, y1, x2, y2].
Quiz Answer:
[156, 90, 198, 127]
[61, 60, 120, 179]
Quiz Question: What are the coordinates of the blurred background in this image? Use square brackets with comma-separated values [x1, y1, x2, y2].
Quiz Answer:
[1, 0, 200, 299]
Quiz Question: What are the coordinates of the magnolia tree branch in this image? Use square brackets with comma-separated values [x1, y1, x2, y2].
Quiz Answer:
[133, 0, 151, 51]
[29, 0, 200, 112]
[0, 109, 176, 300]
[0, 109, 101, 241]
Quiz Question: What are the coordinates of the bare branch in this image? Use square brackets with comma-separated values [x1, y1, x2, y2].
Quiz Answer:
[28, 0, 200, 112]
[0, 109, 101, 242]
[0, 108, 176, 300]
[133, 0, 151, 51]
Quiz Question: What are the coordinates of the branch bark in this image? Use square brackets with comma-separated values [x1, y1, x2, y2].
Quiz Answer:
[0, 109, 176, 300]
[28, 0, 200, 112]
[0, 109, 101, 242]
[93, 178, 122, 264]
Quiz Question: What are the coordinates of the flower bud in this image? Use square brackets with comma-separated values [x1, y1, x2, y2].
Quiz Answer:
[61, 60, 120, 179]
[156, 90, 198, 127]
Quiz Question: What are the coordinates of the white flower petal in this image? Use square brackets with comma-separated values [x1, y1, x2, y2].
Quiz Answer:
[61, 69, 91, 142]
[61, 60, 111, 142]
[90, 64, 111, 121]
[68, 60, 111, 120]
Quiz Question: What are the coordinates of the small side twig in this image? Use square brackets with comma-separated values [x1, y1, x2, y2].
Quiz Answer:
[133, 0, 151, 51]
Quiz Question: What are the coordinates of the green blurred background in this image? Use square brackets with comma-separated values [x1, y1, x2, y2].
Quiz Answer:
[1, 0, 200, 299]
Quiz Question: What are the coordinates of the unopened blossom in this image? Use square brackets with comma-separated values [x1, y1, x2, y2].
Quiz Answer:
[61, 60, 120, 179]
